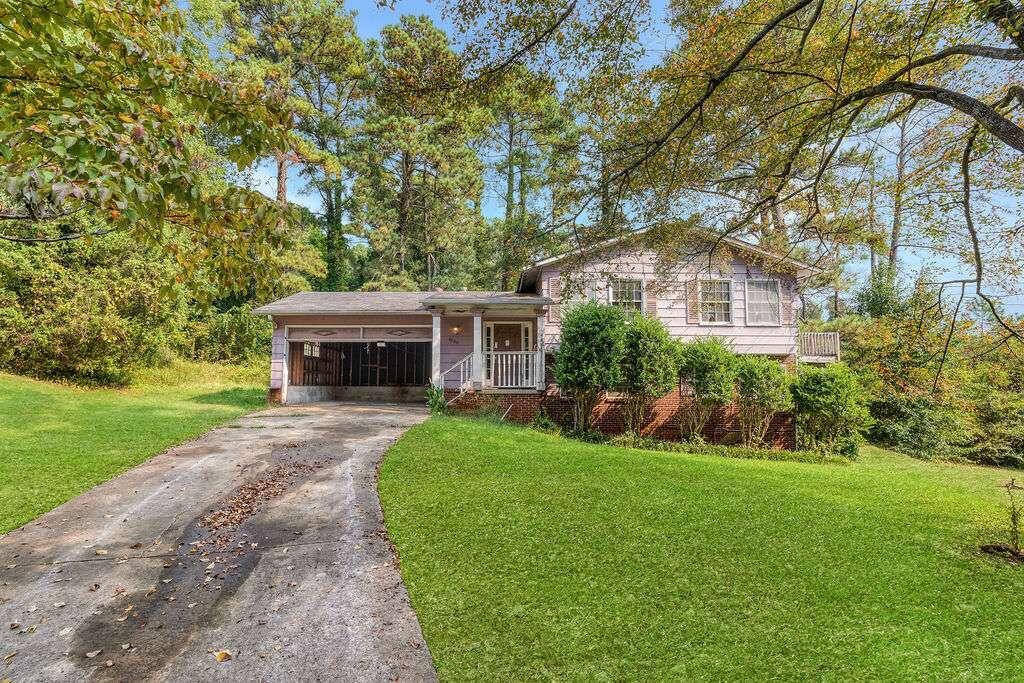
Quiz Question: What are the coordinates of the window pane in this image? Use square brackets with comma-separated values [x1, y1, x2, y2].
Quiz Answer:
[611, 279, 643, 311]
[700, 280, 732, 323]
[747, 280, 780, 325]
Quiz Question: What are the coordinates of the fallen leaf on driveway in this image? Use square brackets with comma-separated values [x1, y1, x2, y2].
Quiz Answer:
[94, 550, 108, 556]
[85, 650, 102, 659]
[3, 651, 16, 665]
[26, 606, 36, 613]
[7, 624, 17, 631]
[105, 660, 114, 668]
[213, 650, 232, 662]
[129, 543, 142, 550]
[53, 602, 66, 608]
[88, 583, 100, 592]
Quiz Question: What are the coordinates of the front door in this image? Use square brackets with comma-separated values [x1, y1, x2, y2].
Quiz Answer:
[492, 324, 522, 352]
[487, 323, 530, 387]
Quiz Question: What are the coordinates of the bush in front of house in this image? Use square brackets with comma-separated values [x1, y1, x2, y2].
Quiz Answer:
[735, 355, 793, 447]
[677, 337, 738, 441]
[553, 301, 626, 430]
[620, 314, 681, 434]
[791, 363, 872, 457]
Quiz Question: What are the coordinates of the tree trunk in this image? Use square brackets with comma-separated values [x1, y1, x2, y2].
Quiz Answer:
[397, 151, 413, 273]
[888, 117, 907, 271]
[275, 152, 288, 205]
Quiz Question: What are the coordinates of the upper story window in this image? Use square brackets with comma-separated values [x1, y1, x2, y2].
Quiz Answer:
[610, 278, 643, 312]
[746, 279, 781, 326]
[699, 280, 732, 324]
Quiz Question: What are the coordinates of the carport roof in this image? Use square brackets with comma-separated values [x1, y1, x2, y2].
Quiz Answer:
[252, 290, 550, 315]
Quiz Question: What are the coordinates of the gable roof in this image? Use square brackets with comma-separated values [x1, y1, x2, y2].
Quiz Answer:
[516, 227, 822, 292]
[251, 290, 550, 316]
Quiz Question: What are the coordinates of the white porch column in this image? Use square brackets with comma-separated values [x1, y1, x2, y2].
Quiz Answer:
[472, 310, 484, 389]
[535, 313, 546, 390]
[431, 312, 442, 388]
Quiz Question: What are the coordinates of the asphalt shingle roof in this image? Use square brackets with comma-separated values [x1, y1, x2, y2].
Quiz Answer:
[252, 290, 550, 315]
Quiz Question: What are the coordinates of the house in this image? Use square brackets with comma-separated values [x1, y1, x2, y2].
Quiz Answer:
[253, 231, 840, 414]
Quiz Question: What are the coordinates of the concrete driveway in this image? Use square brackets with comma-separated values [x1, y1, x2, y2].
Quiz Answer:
[0, 403, 434, 681]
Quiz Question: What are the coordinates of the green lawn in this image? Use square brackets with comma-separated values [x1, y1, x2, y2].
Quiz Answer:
[380, 416, 1024, 681]
[0, 361, 266, 533]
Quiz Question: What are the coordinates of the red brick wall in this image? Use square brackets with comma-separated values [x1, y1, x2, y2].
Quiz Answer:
[445, 387, 796, 450]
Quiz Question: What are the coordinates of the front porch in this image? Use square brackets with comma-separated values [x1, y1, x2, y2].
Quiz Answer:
[430, 306, 547, 392]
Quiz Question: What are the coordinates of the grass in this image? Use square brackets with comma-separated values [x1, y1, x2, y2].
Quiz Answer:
[0, 360, 266, 533]
[380, 416, 1024, 681]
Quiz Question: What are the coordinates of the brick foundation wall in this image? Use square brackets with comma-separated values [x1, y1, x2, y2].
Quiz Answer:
[445, 386, 796, 450]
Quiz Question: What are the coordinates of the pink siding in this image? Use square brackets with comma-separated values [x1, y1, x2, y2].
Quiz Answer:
[538, 246, 798, 356]
[269, 325, 286, 390]
[439, 316, 473, 387]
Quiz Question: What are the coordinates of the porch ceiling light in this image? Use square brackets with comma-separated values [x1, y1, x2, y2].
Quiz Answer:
[449, 325, 462, 334]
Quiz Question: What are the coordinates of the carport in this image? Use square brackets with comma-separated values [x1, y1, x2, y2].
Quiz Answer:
[288, 340, 431, 402]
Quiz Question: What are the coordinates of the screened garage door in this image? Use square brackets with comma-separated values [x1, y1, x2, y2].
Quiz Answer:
[288, 341, 430, 387]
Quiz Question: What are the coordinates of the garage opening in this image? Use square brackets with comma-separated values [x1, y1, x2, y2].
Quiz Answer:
[287, 341, 430, 402]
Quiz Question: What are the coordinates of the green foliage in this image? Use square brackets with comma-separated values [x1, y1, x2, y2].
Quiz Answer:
[187, 306, 273, 364]
[791, 364, 872, 455]
[1, 0, 295, 295]
[620, 314, 679, 433]
[868, 390, 968, 460]
[0, 226, 187, 385]
[352, 15, 488, 291]
[426, 384, 448, 415]
[854, 265, 905, 319]
[735, 355, 793, 446]
[677, 337, 738, 439]
[553, 301, 626, 430]
[609, 433, 843, 465]
[969, 392, 1024, 469]
[528, 409, 561, 434]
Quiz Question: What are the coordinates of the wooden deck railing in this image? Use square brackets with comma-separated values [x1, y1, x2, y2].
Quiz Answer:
[798, 331, 841, 362]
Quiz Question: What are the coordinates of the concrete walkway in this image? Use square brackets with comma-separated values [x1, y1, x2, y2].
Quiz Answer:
[0, 403, 435, 681]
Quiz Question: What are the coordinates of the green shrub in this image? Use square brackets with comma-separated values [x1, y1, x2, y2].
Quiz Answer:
[969, 392, 1024, 468]
[187, 305, 273, 363]
[677, 337, 738, 440]
[868, 390, 968, 460]
[426, 384, 448, 415]
[620, 314, 680, 433]
[791, 363, 872, 455]
[529, 409, 561, 434]
[553, 301, 626, 430]
[608, 433, 847, 464]
[735, 356, 793, 447]
[0, 229, 187, 385]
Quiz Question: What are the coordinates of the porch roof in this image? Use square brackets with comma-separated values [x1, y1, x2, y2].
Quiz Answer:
[252, 290, 550, 316]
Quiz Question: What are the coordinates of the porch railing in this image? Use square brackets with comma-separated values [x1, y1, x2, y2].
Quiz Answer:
[487, 351, 538, 389]
[798, 331, 841, 362]
[441, 353, 474, 390]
